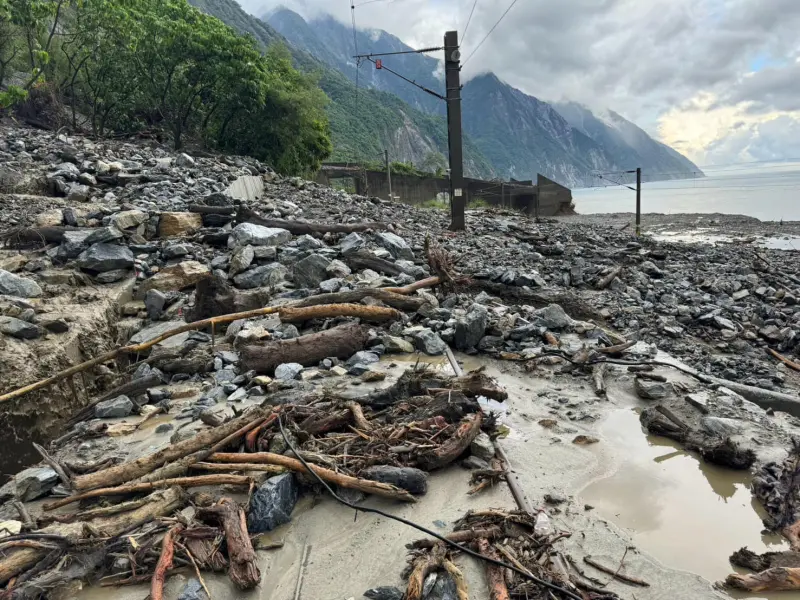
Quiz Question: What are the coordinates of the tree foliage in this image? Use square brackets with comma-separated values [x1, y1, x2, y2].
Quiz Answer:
[0, 0, 331, 174]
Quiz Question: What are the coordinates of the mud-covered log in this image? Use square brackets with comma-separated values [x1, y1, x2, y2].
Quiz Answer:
[466, 281, 602, 321]
[197, 498, 260, 590]
[0, 488, 185, 585]
[238, 205, 388, 235]
[278, 303, 401, 323]
[346, 250, 405, 276]
[726, 567, 800, 592]
[730, 547, 800, 572]
[298, 409, 351, 435]
[187, 272, 271, 322]
[408, 526, 503, 549]
[210, 452, 417, 502]
[401, 392, 481, 424]
[1, 226, 81, 247]
[293, 288, 425, 312]
[416, 413, 483, 471]
[184, 535, 228, 572]
[71, 407, 269, 491]
[240, 322, 370, 375]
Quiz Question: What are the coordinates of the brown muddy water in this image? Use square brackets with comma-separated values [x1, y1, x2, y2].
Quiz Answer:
[581, 408, 800, 600]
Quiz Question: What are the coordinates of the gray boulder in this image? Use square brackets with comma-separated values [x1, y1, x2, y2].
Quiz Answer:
[413, 328, 447, 355]
[346, 351, 380, 367]
[229, 245, 254, 276]
[533, 304, 573, 330]
[76, 243, 134, 273]
[145, 289, 167, 320]
[376, 232, 414, 260]
[85, 226, 124, 244]
[340, 232, 365, 256]
[0, 316, 41, 339]
[177, 579, 207, 600]
[383, 335, 414, 353]
[634, 378, 672, 400]
[0, 270, 42, 298]
[247, 473, 299, 533]
[293, 254, 332, 288]
[275, 362, 303, 380]
[470, 432, 495, 461]
[228, 223, 291, 248]
[57, 230, 94, 260]
[16, 467, 59, 501]
[701, 416, 742, 437]
[233, 263, 288, 289]
[454, 304, 488, 350]
[95, 395, 134, 418]
[361, 466, 428, 495]
[364, 587, 403, 600]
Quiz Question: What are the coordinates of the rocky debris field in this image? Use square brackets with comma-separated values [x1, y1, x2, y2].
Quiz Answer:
[1, 123, 800, 598]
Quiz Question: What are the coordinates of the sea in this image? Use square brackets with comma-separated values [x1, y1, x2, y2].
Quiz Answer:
[572, 160, 800, 221]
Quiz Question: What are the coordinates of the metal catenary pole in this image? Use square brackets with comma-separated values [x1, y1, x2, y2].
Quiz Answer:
[444, 30, 465, 231]
[385, 149, 393, 201]
[636, 167, 642, 236]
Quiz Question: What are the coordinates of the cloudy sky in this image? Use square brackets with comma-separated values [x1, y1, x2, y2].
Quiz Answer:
[240, 0, 800, 166]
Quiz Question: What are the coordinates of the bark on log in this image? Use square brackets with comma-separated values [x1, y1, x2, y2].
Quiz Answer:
[43, 475, 251, 510]
[477, 538, 511, 600]
[70, 408, 269, 491]
[725, 567, 800, 592]
[184, 536, 228, 572]
[197, 498, 261, 590]
[709, 378, 800, 418]
[210, 452, 417, 502]
[188, 204, 236, 215]
[466, 281, 602, 321]
[240, 322, 370, 375]
[298, 409, 351, 435]
[190, 463, 286, 475]
[151, 525, 182, 600]
[278, 303, 401, 323]
[237, 205, 388, 235]
[1, 226, 81, 247]
[293, 288, 425, 312]
[415, 413, 483, 471]
[0, 488, 184, 585]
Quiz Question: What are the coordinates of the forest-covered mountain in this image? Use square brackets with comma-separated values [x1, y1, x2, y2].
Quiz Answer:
[265, 6, 703, 186]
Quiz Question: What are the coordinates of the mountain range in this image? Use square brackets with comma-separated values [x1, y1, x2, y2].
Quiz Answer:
[190, 0, 703, 187]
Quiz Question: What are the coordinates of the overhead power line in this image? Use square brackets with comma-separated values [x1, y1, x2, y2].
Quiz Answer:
[462, 0, 518, 65]
[363, 57, 446, 100]
[461, 0, 478, 46]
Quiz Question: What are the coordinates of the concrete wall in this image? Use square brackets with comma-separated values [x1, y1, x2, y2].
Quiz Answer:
[537, 174, 574, 216]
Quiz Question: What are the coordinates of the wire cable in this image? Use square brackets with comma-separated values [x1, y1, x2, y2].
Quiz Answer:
[461, 0, 478, 46]
[276, 414, 583, 600]
[462, 0, 518, 65]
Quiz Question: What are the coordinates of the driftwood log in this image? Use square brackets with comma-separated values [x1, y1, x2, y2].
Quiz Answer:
[477, 538, 511, 600]
[726, 568, 800, 592]
[198, 498, 261, 590]
[292, 288, 426, 312]
[151, 525, 182, 600]
[210, 452, 417, 502]
[346, 250, 405, 276]
[415, 413, 483, 471]
[277, 304, 401, 323]
[70, 408, 269, 491]
[240, 322, 370, 375]
[237, 205, 389, 235]
[0, 487, 185, 585]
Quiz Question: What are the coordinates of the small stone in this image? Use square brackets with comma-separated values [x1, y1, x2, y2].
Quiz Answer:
[228, 223, 291, 248]
[175, 153, 196, 167]
[469, 432, 495, 461]
[274, 362, 304, 380]
[247, 473, 299, 533]
[85, 226, 124, 245]
[572, 435, 599, 445]
[461, 455, 491, 470]
[383, 335, 414, 353]
[159, 212, 202, 237]
[0, 270, 43, 297]
[363, 587, 403, 600]
[634, 378, 672, 400]
[701, 416, 742, 437]
[732, 290, 750, 301]
[641, 260, 664, 278]
[544, 491, 567, 505]
[15, 467, 59, 502]
[95, 395, 134, 418]
[176, 579, 206, 600]
[330, 365, 348, 376]
[326, 259, 351, 278]
[95, 269, 129, 283]
[346, 351, 380, 367]
[0, 316, 41, 339]
[360, 466, 428, 495]
[319, 278, 342, 293]
[40, 317, 69, 333]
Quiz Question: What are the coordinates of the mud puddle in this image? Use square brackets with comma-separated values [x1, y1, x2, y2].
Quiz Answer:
[581, 408, 799, 600]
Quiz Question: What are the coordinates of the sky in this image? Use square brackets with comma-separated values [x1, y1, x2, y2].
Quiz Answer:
[240, 0, 800, 167]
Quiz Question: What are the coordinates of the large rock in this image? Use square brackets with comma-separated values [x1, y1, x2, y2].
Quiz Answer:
[360, 466, 428, 495]
[228, 223, 291, 248]
[293, 254, 332, 288]
[0, 316, 41, 339]
[138, 261, 210, 296]
[129, 321, 190, 349]
[383, 335, 414, 353]
[0, 270, 42, 297]
[145, 289, 167, 320]
[274, 363, 303, 381]
[470, 432, 495, 461]
[57, 230, 95, 260]
[111, 209, 147, 230]
[634, 378, 672, 400]
[340, 232, 365, 256]
[95, 395, 134, 418]
[229, 245, 254, 276]
[159, 212, 203, 237]
[77, 243, 134, 273]
[233, 263, 288, 289]
[85, 226, 124, 245]
[533, 304, 573, 330]
[412, 328, 447, 355]
[376, 232, 414, 260]
[454, 304, 488, 350]
[346, 351, 380, 366]
[247, 473, 299, 533]
[16, 467, 59, 502]
[177, 579, 206, 600]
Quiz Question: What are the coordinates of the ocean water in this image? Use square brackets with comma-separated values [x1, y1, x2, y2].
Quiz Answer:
[573, 160, 800, 221]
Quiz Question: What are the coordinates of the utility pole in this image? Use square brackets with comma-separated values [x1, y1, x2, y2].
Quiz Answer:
[635, 167, 642, 236]
[444, 30, 465, 231]
[385, 149, 393, 201]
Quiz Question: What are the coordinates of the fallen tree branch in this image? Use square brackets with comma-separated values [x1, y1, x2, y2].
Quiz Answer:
[277, 303, 401, 323]
[197, 498, 261, 590]
[725, 567, 800, 592]
[407, 526, 503, 549]
[43, 475, 251, 510]
[415, 413, 483, 471]
[768, 348, 800, 372]
[383, 277, 442, 295]
[583, 556, 650, 587]
[292, 288, 425, 312]
[477, 538, 511, 600]
[209, 452, 417, 502]
[152, 525, 183, 600]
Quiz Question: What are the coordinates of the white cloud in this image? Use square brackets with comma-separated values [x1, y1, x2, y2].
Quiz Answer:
[242, 0, 800, 165]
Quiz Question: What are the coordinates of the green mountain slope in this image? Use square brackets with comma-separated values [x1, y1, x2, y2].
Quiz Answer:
[187, 0, 494, 178]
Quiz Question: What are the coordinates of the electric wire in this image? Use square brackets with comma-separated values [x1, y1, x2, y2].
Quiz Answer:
[461, 0, 479, 46]
[276, 414, 583, 600]
[462, 0, 519, 65]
